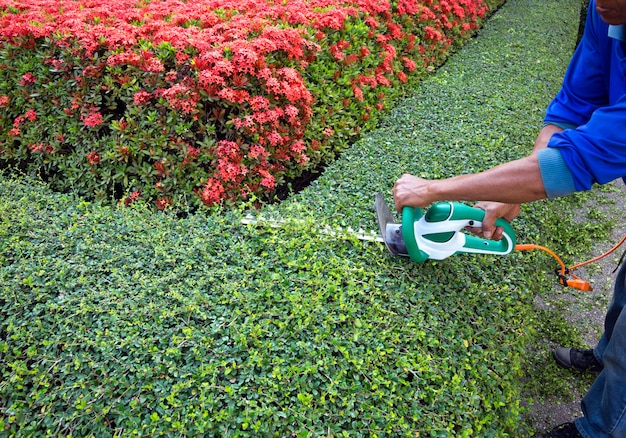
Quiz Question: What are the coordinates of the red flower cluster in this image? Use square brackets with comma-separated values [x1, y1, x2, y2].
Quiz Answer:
[124, 189, 141, 206]
[86, 150, 100, 165]
[0, 0, 493, 208]
[81, 109, 104, 128]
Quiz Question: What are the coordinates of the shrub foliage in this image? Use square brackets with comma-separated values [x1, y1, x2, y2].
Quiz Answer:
[0, 176, 532, 436]
[0, 0, 501, 210]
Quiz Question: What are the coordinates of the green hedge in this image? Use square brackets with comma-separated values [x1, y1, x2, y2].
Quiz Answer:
[1, 0, 610, 436]
[1, 174, 536, 437]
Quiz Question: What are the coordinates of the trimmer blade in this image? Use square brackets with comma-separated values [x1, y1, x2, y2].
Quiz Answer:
[375, 193, 408, 256]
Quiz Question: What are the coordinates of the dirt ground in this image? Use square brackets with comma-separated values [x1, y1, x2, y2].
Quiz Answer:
[524, 179, 626, 434]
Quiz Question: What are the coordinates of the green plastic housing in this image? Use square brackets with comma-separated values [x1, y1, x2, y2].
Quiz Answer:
[401, 202, 517, 263]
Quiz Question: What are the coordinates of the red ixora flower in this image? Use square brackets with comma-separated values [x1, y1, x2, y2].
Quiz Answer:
[257, 169, 275, 190]
[86, 150, 100, 165]
[81, 109, 104, 128]
[133, 91, 152, 105]
[28, 142, 50, 153]
[155, 197, 172, 210]
[19, 73, 36, 86]
[24, 109, 37, 121]
[124, 190, 141, 206]
[201, 177, 225, 206]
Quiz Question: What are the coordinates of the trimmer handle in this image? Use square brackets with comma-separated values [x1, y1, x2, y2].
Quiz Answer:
[401, 202, 517, 263]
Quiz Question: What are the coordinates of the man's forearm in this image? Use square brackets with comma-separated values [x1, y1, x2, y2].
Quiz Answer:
[425, 154, 547, 204]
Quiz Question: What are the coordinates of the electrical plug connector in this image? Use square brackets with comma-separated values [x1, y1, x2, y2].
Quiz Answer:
[565, 278, 593, 291]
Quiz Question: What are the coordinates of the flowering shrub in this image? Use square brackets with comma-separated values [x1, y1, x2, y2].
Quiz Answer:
[0, 0, 502, 210]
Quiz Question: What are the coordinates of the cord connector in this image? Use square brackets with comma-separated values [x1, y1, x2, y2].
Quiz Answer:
[565, 278, 593, 291]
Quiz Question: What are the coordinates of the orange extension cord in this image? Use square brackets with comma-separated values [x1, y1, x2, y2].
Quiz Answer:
[514, 234, 626, 291]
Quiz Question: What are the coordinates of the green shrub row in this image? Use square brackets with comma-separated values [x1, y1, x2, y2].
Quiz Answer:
[0, 173, 537, 437]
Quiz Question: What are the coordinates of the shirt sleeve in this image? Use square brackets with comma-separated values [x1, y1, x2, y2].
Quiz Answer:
[537, 148, 577, 198]
[541, 0, 626, 194]
[546, 93, 626, 191]
[544, 0, 610, 127]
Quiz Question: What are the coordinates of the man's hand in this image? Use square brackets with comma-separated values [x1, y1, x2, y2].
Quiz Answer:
[393, 175, 521, 239]
[465, 201, 520, 240]
[392, 173, 433, 212]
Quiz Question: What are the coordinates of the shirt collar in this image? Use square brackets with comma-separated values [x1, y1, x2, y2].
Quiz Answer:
[608, 24, 626, 41]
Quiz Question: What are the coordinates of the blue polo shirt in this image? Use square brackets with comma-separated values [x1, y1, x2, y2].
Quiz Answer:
[538, 0, 626, 198]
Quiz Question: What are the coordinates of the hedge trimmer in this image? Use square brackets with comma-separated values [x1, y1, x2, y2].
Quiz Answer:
[374, 193, 626, 291]
[243, 193, 626, 292]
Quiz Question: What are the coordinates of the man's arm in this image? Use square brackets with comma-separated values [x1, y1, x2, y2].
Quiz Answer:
[534, 124, 564, 152]
[469, 124, 566, 238]
[395, 0, 612, 238]
[393, 124, 564, 239]
[393, 154, 547, 210]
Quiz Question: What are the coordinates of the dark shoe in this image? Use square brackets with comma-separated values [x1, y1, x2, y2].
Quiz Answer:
[554, 347, 603, 373]
[534, 422, 583, 437]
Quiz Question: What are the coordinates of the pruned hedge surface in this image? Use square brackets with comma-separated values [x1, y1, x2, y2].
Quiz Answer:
[0, 0, 604, 437]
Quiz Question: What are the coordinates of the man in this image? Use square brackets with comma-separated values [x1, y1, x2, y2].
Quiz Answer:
[393, 0, 626, 437]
